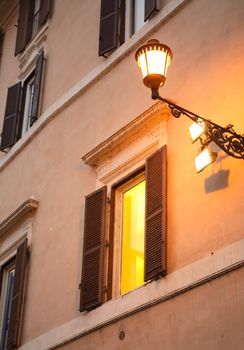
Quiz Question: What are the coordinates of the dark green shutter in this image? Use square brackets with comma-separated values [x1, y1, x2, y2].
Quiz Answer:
[99, 0, 119, 56]
[0, 82, 22, 150]
[7, 239, 28, 350]
[80, 187, 107, 311]
[144, 146, 167, 281]
[145, 0, 158, 21]
[39, 0, 52, 27]
[30, 51, 44, 126]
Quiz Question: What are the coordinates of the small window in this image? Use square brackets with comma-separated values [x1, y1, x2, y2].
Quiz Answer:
[114, 173, 146, 295]
[15, 0, 52, 55]
[0, 261, 15, 350]
[99, 0, 158, 56]
[21, 74, 35, 134]
[0, 51, 44, 151]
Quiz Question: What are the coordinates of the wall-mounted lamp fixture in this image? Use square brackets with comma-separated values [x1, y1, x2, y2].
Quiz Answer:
[135, 39, 244, 171]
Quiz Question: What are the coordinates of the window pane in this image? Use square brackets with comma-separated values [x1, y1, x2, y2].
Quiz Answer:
[121, 180, 145, 294]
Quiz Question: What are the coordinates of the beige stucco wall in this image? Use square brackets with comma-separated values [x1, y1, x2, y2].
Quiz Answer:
[0, 0, 243, 348]
[57, 267, 244, 350]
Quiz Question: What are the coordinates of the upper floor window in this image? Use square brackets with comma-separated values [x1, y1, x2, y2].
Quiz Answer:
[99, 0, 158, 57]
[79, 146, 167, 311]
[15, 0, 52, 55]
[0, 52, 45, 151]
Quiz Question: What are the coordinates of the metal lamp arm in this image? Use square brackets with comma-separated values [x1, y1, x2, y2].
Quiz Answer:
[153, 92, 244, 159]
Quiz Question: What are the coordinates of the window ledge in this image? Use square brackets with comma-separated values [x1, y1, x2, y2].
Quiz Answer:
[0, 0, 187, 173]
[0, 198, 39, 236]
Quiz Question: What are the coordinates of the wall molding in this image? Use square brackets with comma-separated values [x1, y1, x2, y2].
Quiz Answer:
[0, 199, 39, 236]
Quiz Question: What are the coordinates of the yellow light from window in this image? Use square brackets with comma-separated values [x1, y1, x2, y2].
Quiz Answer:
[189, 121, 205, 142]
[121, 180, 145, 295]
[195, 148, 217, 173]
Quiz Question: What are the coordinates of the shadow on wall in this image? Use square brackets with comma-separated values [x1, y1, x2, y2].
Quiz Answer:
[204, 169, 230, 193]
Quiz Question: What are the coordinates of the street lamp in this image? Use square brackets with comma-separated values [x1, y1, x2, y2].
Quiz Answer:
[135, 39, 244, 171]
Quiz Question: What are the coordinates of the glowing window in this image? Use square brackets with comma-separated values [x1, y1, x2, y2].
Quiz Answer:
[120, 180, 145, 294]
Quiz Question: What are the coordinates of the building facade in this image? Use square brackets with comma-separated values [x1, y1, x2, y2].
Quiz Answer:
[0, 0, 244, 349]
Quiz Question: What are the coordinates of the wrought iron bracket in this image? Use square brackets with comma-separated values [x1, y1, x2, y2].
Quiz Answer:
[151, 90, 244, 159]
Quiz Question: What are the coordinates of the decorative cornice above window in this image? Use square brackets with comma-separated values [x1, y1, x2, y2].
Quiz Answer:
[0, 198, 39, 236]
[82, 101, 169, 168]
[18, 22, 48, 78]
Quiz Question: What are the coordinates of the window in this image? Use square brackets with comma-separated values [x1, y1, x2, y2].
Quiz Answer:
[0, 51, 44, 151]
[99, 0, 158, 56]
[80, 146, 167, 311]
[15, 0, 52, 55]
[0, 240, 28, 350]
[0, 260, 15, 350]
[113, 173, 145, 296]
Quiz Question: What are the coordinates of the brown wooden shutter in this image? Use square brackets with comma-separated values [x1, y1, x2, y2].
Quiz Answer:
[99, 0, 119, 56]
[15, 0, 32, 55]
[30, 51, 44, 126]
[80, 187, 107, 311]
[7, 239, 28, 350]
[145, 0, 158, 21]
[144, 145, 167, 281]
[0, 29, 4, 59]
[39, 0, 52, 27]
[0, 82, 22, 150]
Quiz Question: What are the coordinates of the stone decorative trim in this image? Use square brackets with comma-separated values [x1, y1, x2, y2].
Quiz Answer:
[82, 102, 169, 167]
[0, 199, 39, 236]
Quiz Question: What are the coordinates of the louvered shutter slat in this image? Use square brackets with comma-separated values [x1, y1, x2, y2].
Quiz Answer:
[99, 0, 119, 56]
[7, 239, 28, 350]
[30, 51, 44, 126]
[144, 146, 167, 281]
[80, 187, 107, 311]
[145, 0, 158, 21]
[39, 0, 52, 27]
[0, 82, 22, 150]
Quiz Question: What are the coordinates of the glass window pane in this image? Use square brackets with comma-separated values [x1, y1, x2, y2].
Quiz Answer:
[121, 180, 145, 294]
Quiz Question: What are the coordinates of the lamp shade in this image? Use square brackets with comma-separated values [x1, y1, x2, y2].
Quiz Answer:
[135, 39, 173, 91]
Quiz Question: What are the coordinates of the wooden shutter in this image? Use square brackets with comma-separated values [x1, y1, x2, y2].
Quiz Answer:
[145, 0, 158, 21]
[144, 146, 167, 281]
[7, 239, 28, 350]
[99, 0, 119, 56]
[0, 82, 22, 150]
[80, 187, 107, 311]
[39, 0, 52, 27]
[30, 51, 44, 126]
[15, 0, 32, 55]
[0, 29, 4, 58]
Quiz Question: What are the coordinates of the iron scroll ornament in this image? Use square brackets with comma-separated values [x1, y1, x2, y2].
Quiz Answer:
[154, 94, 244, 159]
